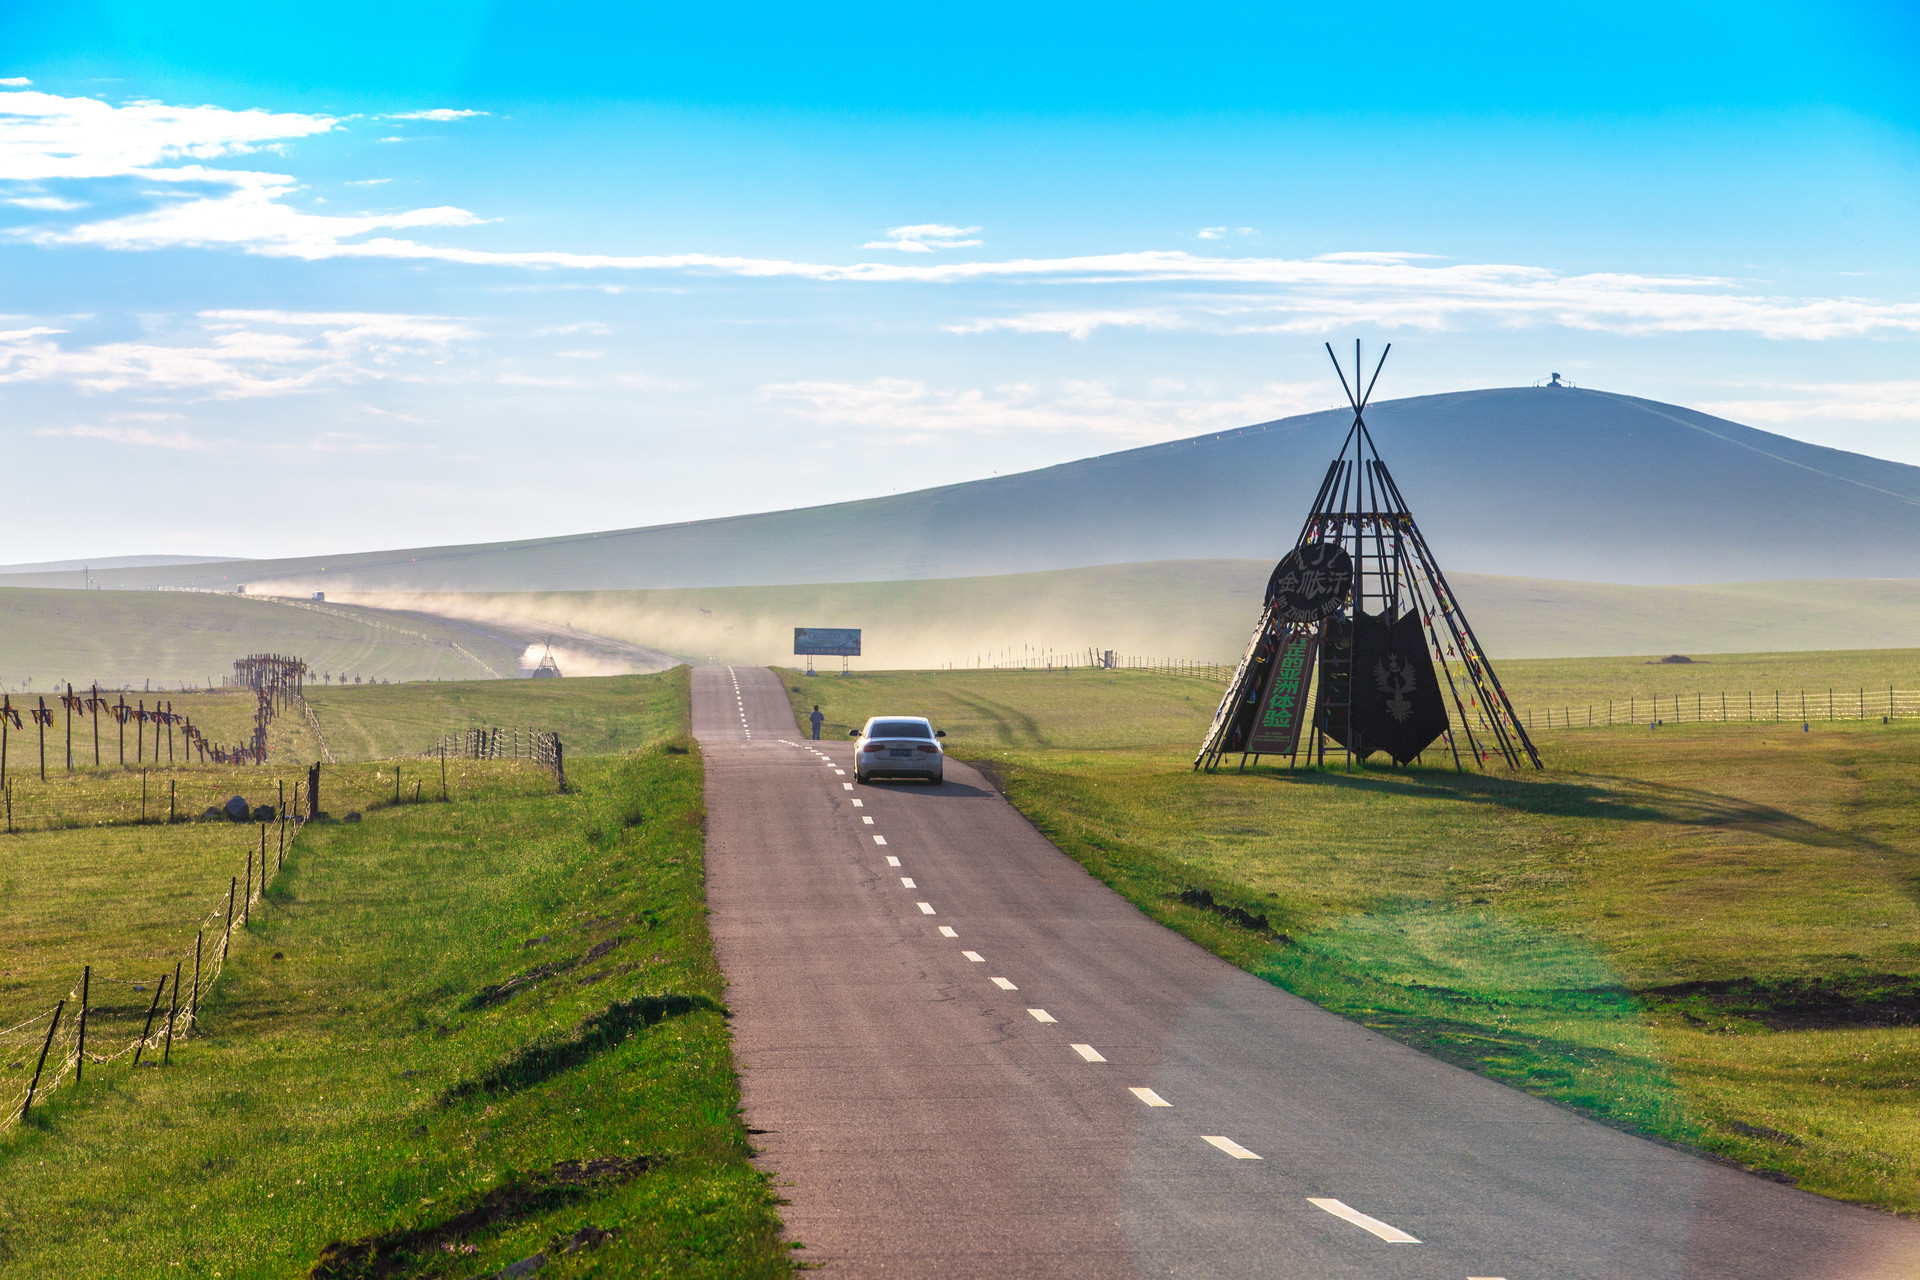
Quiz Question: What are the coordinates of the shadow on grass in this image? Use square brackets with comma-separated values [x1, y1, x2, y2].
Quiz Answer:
[1242, 762, 1892, 856]
[441, 994, 715, 1105]
[310, 1155, 649, 1279]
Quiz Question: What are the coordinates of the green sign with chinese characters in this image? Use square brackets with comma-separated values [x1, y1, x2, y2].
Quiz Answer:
[1245, 630, 1318, 756]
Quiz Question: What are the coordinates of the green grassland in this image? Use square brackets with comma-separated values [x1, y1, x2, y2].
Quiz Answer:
[361, 563, 1920, 670]
[784, 663, 1920, 1213]
[0, 668, 793, 1279]
[0, 587, 526, 690]
[304, 674, 690, 763]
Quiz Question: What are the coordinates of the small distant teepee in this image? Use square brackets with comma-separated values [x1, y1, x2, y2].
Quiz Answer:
[1196, 342, 1539, 773]
[531, 641, 563, 679]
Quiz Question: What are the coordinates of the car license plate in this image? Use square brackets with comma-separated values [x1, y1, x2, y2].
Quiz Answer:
[888, 749, 913, 757]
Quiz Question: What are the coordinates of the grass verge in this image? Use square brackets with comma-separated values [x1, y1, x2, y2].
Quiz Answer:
[0, 667, 792, 1278]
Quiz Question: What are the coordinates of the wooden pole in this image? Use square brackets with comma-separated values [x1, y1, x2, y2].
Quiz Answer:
[136, 700, 144, 764]
[132, 975, 166, 1067]
[243, 849, 253, 925]
[75, 965, 89, 1083]
[163, 961, 181, 1065]
[37, 696, 47, 781]
[64, 684, 72, 773]
[91, 684, 99, 766]
[222, 877, 236, 961]
[20, 1001, 63, 1120]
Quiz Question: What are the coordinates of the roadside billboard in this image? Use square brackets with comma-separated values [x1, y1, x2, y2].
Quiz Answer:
[794, 627, 862, 657]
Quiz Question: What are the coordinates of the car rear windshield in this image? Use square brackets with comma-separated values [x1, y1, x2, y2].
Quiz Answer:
[869, 720, 933, 740]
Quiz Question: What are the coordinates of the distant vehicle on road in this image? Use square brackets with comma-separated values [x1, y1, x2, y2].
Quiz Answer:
[851, 716, 946, 784]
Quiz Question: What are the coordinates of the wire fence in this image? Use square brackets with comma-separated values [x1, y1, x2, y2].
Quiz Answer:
[1523, 687, 1920, 731]
[1, 811, 298, 1134]
[927, 648, 1234, 680]
[425, 727, 566, 792]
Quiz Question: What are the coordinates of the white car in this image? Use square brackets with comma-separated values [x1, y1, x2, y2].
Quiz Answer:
[851, 716, 946, 784]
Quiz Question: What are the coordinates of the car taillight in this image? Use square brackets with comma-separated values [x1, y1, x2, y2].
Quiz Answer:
[916, 744, 939, 754]
[862, 741, 886, 752]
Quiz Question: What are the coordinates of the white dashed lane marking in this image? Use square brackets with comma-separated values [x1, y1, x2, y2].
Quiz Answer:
[1070, 1043, 1105, 1062]
[851, 799, 863, 807]
[917, 902, 936, 915]
[938, 926, 957, 938]
[961, 950, 984, 962]
[990, 976, 1017, 990]
[886, 856, 900, 867]
[873, 835, 887, 846]
[901, 877, 916, 888]
[1203, 1136, 1262, 1160]
[1130, 1087, 1171, 1107]
[842, 783, 853, 790]
[862, 816, 875, 825]
[1027, 1009, 1056, 1023]
[1307, 1199, 1420, 1244]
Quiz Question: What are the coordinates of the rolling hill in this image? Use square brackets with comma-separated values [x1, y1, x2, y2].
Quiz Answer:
[3, 386, 1917, 596]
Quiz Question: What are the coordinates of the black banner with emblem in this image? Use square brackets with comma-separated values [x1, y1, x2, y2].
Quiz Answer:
[1245, 629, 1318, 757]
[1317, 610, 1449, 765]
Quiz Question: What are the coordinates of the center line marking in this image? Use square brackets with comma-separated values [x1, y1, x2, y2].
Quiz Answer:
[900, 877, 916, 888]
[862, 816, 875, 825]
[1027, 1008, 1056, 1023]
[1070, 1043, 1105, 1062]
[1307, 1199, 1419, 1244]
[1203, 1136, 1262, 1160]
[873, 835, 887, 845]
[938, 926, 957, 937]
[834, 769, 844, 775]
[842, 783, 853, 790]
[886, 856, 900, 866]
[851, 799, 863, 807]
[961, 950, 984, 962]
[1130, 1087, 1171, 1106]
[990, 976, 1017, 990]
[917, 902, 936, 914]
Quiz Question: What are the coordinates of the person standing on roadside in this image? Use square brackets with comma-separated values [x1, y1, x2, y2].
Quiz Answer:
[810, 705, 825, 740]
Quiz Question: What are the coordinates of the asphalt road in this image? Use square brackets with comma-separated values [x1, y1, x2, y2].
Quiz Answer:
[698, 665, 1920, 1279]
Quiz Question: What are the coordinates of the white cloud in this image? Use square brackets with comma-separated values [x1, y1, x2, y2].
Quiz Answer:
[384, 109, 487, 121]
[612, 372, 698, 392]
[862, 222, 983, 253]
[6, 195, 83, 210]
[0, 79, 31, 87]
[3, 88, 1917, 346]
[1198, 227, 1227, 240]
[761, 377, 1327, 443]
[378, 136, 405, 143]
[536, 321, 612, 336]
[37, 423, 208, 450]
[0, 310, 477, 398]
[1699, 382, 1920, 424]
[343, 178, 391, 186]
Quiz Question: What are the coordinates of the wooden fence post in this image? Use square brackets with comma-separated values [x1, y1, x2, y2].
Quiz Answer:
[222, 877, 236, 961]
[243, 850, 253, 925]
[75, 965, 89, 1084]
[307, 762, 321, 820]
[20, 1001, 63, 1120]
[163, 961, 181, 1065]
[132, 975, 167, 1067]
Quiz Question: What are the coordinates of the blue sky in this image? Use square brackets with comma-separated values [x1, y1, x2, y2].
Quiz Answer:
[1, 1, 1917, 562]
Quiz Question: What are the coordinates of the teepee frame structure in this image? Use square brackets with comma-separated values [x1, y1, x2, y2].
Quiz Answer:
[1196, 342, 1540, 773]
